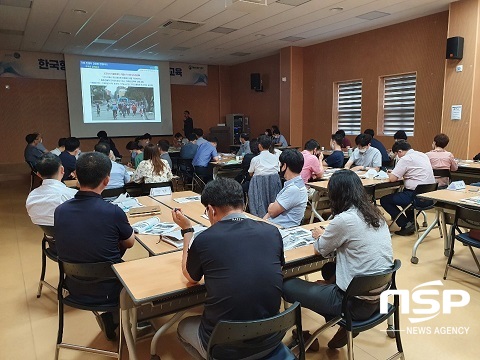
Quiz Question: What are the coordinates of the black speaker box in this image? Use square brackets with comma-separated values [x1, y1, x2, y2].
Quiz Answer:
[446, 36, 464, 60]
[250, 73, 261, 90]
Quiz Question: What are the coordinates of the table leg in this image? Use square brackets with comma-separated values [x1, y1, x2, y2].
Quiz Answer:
[120, 289, 138, 360]
[411, 210, 440, 264]
[150, 311, 186, 360]
[212, 167, 219, 180]
[439, 208, 451, 257]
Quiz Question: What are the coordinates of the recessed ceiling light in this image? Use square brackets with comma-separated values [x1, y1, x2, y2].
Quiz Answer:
[58, 31, 71, 35]
[72, 9, 87, 14]
[330, 7, 343, 12]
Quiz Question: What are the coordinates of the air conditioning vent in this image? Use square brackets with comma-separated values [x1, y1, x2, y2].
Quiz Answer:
[161, 19, 205, 31]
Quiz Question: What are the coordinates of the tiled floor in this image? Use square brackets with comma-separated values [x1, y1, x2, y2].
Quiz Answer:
[1, 177, 479, 359]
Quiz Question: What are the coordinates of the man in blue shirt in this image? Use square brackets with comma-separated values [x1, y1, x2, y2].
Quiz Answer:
[94, 142, 130, 189]
[192, 136, 219, 182]
[180, 133, 198, 159]
[59, 137, 80, 181]
[323, 133, 345, 168]
[265, 149, 308, 228]
[364, 129, 390, 167]
[24, 133, 45, 167]
[194, 128, 208, 146]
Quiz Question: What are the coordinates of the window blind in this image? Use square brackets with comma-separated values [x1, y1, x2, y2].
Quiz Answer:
[336, 81, 362, 135]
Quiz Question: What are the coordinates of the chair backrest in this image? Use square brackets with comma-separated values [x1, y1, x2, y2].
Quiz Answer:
[433, 168, 451, 179]
[177, 158, 194, 180]
[454, 206, 480, 231]
[207, 301, 304, 360]
[39, 225, 55, 238]
[101, 187, 125, 199]
[26, 161, 37, 173]
[58, 260, 117, 287]
[141, 181, 173, 195]
[414, 183, 438, 195]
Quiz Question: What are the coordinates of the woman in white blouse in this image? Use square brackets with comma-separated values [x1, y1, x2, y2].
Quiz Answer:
[133, 143, 173, 183]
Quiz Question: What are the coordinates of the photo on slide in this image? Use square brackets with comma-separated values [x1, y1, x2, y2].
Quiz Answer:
[89, 85, 155, 122]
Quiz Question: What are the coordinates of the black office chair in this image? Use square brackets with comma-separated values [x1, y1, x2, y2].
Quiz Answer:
[37, 225, 57, 298]
[27, 161, 41, 191]
[177, 158, 195, 190]
[141, 181, 173, 195]
[206, 301, 305, 360]
[433, 169, 451, 189]
[444, 206, 480, 280]
[101, 187, 126, 199]
[55, 260, 122, 360]
[306, 260, 403, 360]
[192, 173, 207, 194]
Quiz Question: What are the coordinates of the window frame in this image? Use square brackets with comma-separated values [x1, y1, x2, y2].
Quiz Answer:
[332, 79, 363, 135]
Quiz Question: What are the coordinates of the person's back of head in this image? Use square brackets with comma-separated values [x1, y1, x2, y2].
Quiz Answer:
[206, 136, 218, 145]
[265, 129, 272, 137]
[272, 128, 281, 136]
[158, 140, 170, 152]
[355, 133, 372, 147]
[25, 133, 37, 144]
[174, 132, 183, 139]
[187, 133, 197, 142]
[96, 130, 108, 139]
[335, 130, 346, 138]
[57, 137, 66, 148]
[240, 133, 249, 141]
[194, 128, 204, 138]
[249, 138, 260, 155]
[433, 133, 449, 149]
[331, 133, 343, 147]
[363, 129, 375, 138]
[126, 140, 142, 151]
[143, 133, 152, 141]
[304, 139, 320, 152]
[393, 130, 407, 141]
[258, 135, 272, 151]
[201, 178, 244, 211]
[76, 152, 112, 189]
[36, 153, 62, 179]
[279, 149, 304, 174]
[327, 169, 383, 228]
[144, 143, 159, 160]
[64, 137, 80, 153]
[392, 140, 412, 153]
[94, 142, 111, 156]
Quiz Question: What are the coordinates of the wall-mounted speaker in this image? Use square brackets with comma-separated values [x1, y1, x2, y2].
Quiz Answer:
[250, 73, 262, 91]
[446, 36, 464, 60]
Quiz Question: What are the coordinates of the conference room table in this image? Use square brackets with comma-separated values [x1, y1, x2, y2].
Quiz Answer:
[452, 160, 480, 184]
[113, 219, 331, 360]
[210, 154, 243, 179]
[413, 185, 480, 264]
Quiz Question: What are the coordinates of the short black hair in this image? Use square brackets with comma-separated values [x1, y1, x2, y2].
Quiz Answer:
[143, 133, 152, 140]
[240, 133, 249, 141]
[355, 133, 372, 147]
[194, 128, 204, 137]
[434, 133, 449, 148]
[64, 137, 80, 152]
[331, 133, 343, 146]
[393, 130, 407, 141]
[158, 140, 170, 152]
[96, 130, 107, 138]
[25, 133, 37, 144]
[258, 135, 272, 150]
[35, 153, 62, 178]
[336, 130, 346, 138]
[206, 136, 218, 144]
[265, 129, 272, 137]
[279, 149, 304, 174]
[304, 139, 320, 151]
[249, 138, 260, 155]
[94, 142, 111, 156]
[201, 178, 244, 210]
[392, 140, 412, 153]
[174, 132, 183, 138]
[75, 152, 112, 189]
[184, 110, 190, 115]
[364, 129, 375, 137]
[57, 137, 66, 147]
[126, 141, 142, 150]
[187, 133, 197, 141]
[272, 128, 280, 135]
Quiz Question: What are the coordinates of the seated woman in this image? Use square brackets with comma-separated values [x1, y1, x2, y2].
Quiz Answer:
[283, 169, 393, 349]
[425, 133, 458, 188]
[133, 144, 173, 184]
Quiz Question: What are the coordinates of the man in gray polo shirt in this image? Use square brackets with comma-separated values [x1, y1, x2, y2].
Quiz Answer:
[265, 149, 307, 228]
[344, 133, 382, 171]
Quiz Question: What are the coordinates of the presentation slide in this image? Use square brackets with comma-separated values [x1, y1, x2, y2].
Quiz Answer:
[65, 54, 173, 138]
[80, 61, 161, 124]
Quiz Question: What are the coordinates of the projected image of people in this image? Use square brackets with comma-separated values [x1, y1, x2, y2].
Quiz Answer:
[90, 85, 155, 121]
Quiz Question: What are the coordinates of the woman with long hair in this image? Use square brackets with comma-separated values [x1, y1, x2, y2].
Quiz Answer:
[133, 143, 173, 183]
[283, 169, 393, 349]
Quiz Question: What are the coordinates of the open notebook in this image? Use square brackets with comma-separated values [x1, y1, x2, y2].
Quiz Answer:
[279, 227, 316, 251]
[160, 224, 206, 249]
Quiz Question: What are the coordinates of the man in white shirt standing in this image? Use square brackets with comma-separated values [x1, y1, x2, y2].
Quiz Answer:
[94, 142, 130, 189]
[26, 153, 78, 227]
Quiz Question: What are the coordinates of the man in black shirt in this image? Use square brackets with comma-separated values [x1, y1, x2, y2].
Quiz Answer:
[183, 110, 194, 138]
[59, 137, 80, 181]
[171, 178, 284, 359]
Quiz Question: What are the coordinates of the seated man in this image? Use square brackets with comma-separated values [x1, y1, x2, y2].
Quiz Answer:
[59, 137, 81, 181]
[35, 133, 48, 153]
[24, 133, 45, 167]
[180, 133, 198, 159]
[380, 141, 435, 236]
[26, 153, 78, 232]
[272, 128, 288, 147]
[158, 140, 173, 169]
[248, 135, 280, 177]
[344, 133, 382, 172]
[364, 129, 390, 167]
[192, 136, 219, 182]
[50, 137, 66, 156]
[265, 149, 308, 228]
[171, 178, 284, 359]
[174, 132, 188, 147]
[323, 133, 345, 168]
[237, 133, 252, 156]
[54, 152, 135, 340]
[300, 139, 324, 198]
[194, 128, 207, 146]
[94, 142, 130, 189]
[336, 130, 351, 149]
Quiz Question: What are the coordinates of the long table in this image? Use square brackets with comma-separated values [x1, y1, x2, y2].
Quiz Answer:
[452, 161, 480, 184]
[113, 221, 330, 360]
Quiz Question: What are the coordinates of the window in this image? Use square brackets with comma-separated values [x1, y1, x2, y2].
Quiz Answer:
[380, 73, 416, 136]
[334, 80, 362, 135]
